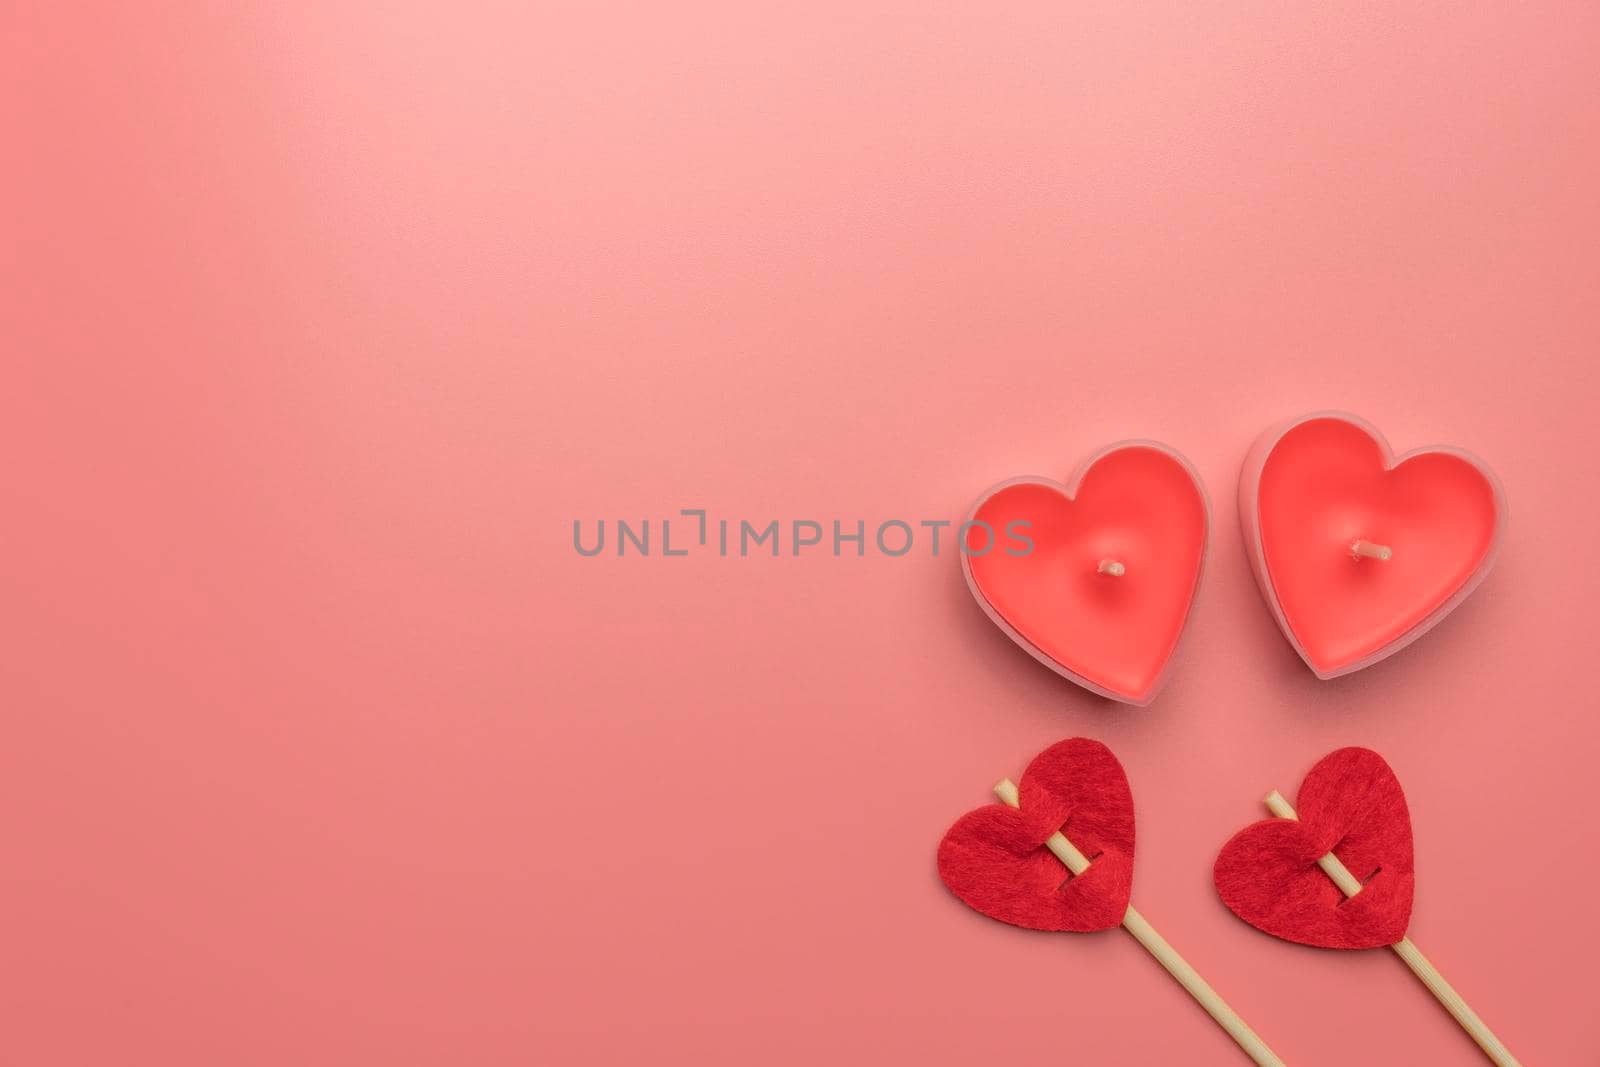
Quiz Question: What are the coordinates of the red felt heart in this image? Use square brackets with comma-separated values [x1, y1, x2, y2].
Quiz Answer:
[1240, 412, 1504, 678]
[937, 738, 1134, 932]
[961, 443, 1208, 705]
[1214, 747, 1414, 949]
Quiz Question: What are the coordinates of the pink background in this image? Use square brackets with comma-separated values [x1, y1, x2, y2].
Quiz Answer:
[7, 4, 1599, 1064]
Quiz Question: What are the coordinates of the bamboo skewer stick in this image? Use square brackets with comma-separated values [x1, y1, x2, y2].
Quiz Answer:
[1261, 790, 1521, 1067]
[994, 779, 1284, 1067]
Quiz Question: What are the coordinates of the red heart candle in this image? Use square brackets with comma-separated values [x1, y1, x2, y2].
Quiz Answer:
[1239, 412, 1505, 679]
[962, 442, 1209, 705]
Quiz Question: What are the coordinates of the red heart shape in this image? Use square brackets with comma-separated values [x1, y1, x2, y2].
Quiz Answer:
[961, 443, 1209, 705]
[1214, 747, 1414, 949]
[937, 738, 1134, 932]
[1240, 412, 1504, 678]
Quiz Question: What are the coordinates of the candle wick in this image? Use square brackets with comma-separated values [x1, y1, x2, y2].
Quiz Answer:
[1350, 539, 1393, 562]
[1097, 559, 1126, 577]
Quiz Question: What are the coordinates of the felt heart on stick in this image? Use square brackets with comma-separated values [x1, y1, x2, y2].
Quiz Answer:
[938, 738, 1135, 931]
[963, 442, 1209, 705]
[1212, 749, 1523, 1064]
[1240, 412, 1504, 678]
[938, 739, 1286, 1064]
[1214, 747, 1414, 949]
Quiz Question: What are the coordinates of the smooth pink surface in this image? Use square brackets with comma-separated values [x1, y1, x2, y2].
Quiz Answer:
[1251, 416, 1501, 674]
[7, 4, 1600, 1065]
[965, 446, 1207, 703]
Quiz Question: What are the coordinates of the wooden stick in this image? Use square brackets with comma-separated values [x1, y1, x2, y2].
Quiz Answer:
[1097, 559, 1127, 577]
[994, 779, 1284, 1067]
[1262, 790, 1521, 1066]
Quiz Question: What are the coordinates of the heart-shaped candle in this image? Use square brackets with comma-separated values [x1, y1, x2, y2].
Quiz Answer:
[962, 442, 1209, 705]
[1240, 412, 1505, 679]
